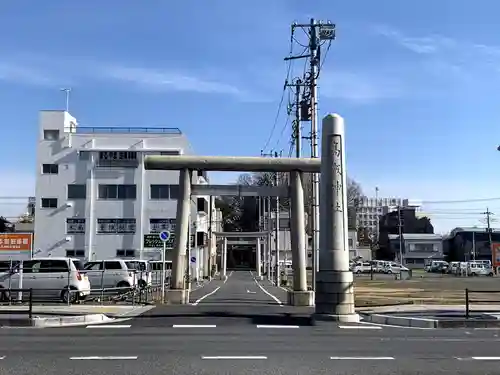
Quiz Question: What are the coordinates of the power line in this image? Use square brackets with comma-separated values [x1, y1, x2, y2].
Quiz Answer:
[421, 197, 500, 204]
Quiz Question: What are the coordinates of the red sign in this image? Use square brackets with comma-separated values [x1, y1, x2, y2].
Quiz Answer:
[0, 233, 32, 252]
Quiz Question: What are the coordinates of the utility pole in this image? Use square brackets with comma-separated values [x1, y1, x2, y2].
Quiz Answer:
[483, 208, 494, 260]
[285, 18, 335, 291]
[397, 206, 404, 265]
[273, 150, 282, 286]
[261, 150, 276, 281]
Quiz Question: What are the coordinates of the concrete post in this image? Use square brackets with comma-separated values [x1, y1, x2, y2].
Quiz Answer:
[167, 168, 192, 304]
[314, 114, 359, 322]
[221, 237, 228, 280]
[287, 170, 314, 306]
[267, 232, 272, 280]
[256, 237, 262, 280]
[203, 242, 210, 279]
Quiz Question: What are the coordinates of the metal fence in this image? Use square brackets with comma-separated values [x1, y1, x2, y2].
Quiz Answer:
[0, 266, 172, 307]
[465, 289, 500, 319]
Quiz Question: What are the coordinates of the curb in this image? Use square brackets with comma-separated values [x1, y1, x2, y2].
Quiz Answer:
[360, 313, 500, 328]
[0, 313, 113, 328]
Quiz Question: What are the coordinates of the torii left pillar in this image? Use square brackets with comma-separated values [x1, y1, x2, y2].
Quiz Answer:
[165, 168, 191, 304]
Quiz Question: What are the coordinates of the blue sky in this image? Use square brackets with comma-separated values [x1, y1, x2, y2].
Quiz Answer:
[1, 0, 500, 233]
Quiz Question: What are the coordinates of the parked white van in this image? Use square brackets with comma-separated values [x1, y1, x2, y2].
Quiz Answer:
[0, 257, 91, 303]
[84, 259, 138, 292]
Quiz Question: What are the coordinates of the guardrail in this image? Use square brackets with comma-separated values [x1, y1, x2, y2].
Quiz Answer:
[465, 288, 500, 319]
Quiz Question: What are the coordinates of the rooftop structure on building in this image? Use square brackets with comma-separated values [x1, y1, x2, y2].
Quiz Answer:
[34, 110, 211, 261]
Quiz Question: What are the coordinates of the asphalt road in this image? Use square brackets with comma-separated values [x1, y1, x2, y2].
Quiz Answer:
[2, 271, 500, 374]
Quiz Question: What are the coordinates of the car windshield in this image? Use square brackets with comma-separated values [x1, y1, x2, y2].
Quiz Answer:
[72, 260, 86, 271]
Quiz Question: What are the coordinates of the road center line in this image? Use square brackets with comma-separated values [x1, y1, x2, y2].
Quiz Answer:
[202, 356, 267, 360]
[86, 325, 131, 329]
[256, 325, 299, 329]
[253, 277, 283, 307]
[173, 325, 217, 328]
[471, 357, 500, 361]
[70, 356, 138, 360]
[191, 286, 221, 306]
[330, 356, 395, 360]
[339, 325, 382, 330]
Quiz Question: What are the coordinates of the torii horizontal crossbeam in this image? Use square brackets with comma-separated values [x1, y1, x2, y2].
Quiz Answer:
[144, 155, 321, 173]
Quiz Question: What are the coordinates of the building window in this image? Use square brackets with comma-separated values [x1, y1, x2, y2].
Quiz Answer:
[67, 184, 87, 199]
[116, 249, 136, 258]
[348, 238, 354, 247]
[97, 218, 136, 234]
[159, 150, 180, 155]
[66, 249, 85, 258]
[98, 184, 136, 200]
[43, 129, 60, 140]
[42, 164, 58, 174]
[150, 184, 179, 200]
[149, 218, 176, 233]
[79, 151, 90, 161]
[41, 198, 58, 208]
[66, 218, 85, 234]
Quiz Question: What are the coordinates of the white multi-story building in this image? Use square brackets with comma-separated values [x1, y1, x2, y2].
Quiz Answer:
[34, 110, 211, 262]
[356, 196, 420, 235]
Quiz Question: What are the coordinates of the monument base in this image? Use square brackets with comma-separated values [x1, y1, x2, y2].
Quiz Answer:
[165, 289, 190, 305]
[315, 270, 357, 320]
[287, 290, 315, 306]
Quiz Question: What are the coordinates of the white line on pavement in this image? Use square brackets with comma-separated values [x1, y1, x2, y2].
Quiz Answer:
[471, 357, 500, 361]
[70, 356, 138, 360]
[256, 325, 299, 329]
[86, 325, 131, 329]
[253, 277, 283, 307]
[191, 286, 221, 306]
[0, 356, 5, 360]
[173, 325, 217, 328]
[330, 357, 395, 360]
[202, 356, 267, 360]
[339, 325, 382, 330]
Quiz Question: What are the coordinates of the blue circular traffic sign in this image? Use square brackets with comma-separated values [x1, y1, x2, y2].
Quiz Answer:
[159, 231, 170, 242]
[190, 256, 196, 263]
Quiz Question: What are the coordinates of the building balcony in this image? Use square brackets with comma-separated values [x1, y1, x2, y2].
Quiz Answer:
[76, 127, 182, 134]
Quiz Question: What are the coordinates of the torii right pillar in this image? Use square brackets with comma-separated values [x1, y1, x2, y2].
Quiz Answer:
[314, 114, 359, 322]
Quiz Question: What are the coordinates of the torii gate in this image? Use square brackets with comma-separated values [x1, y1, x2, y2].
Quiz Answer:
[145, 114, 358, 322]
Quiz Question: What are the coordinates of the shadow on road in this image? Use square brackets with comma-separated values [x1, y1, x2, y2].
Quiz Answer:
[135, 310, 314, 326]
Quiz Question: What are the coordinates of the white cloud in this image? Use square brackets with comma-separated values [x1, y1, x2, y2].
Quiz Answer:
[0, 62, 55, 86]
[320, 71, 404, 103]
[95, 64, 245, 97]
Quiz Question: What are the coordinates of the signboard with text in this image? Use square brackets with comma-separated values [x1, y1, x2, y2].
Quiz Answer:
[492, 243, 500, 267]
[0, 233, 33, 260]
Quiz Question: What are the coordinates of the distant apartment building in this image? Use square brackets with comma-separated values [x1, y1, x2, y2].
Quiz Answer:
[34, 110, 211, 262]
[355, 196, 421, 235]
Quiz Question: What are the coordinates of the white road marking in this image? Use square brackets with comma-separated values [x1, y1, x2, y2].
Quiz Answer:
[0, 356, 5, 360]
[471, 357, 500, 360]
[70, 356, 138, 360]
[173, 325, 217, 328]
[191, 286, 221, 306]
[252, 275, 283, 307]
[357, 320, 434, 330]
[246, 289, 256, 294]
[86, 325, 131, 329]
[256, 325, 299, 329]
[330, 356, 394, 360]
[339, 325, 382, 330]
[202, 356, 267, 360]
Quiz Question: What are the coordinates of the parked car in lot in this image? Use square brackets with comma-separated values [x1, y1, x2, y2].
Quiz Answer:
[383, 262, 409, 274]
[0, 257, 90, 303]
[424, 260, 448, 273]
[125, 260, 152, 289]
[352, 262, 372, 274]
[84, 259, 138, 292]
[467, 262, 494, 277]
